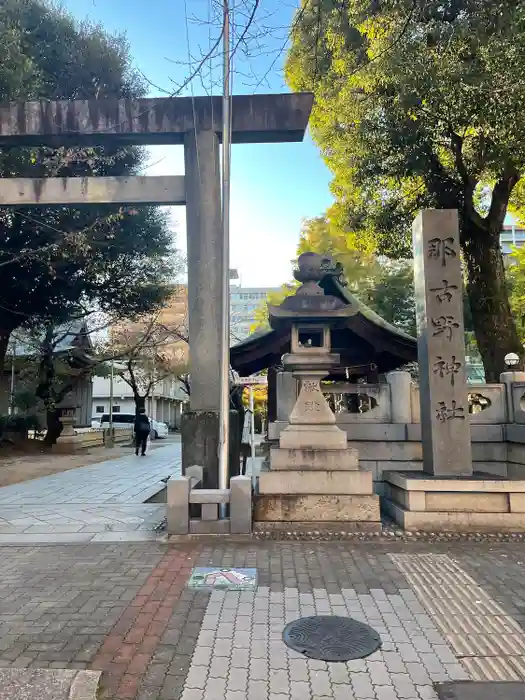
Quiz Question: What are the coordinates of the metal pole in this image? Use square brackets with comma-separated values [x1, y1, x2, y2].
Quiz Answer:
[9, 341, 16, 416]
[107, 359, 114, 448]
[249, 385, 255, 461]
[218, 0, 231, 501]
[151, 358, 156, 422]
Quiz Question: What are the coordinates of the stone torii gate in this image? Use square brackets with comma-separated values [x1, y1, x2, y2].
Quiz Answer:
[0, 93, 313, 485]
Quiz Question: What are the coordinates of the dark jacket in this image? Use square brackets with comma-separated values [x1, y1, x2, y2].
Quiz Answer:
[134, 414, 151, 435]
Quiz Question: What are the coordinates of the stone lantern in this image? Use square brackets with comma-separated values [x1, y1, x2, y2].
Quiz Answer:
[256, 251, 381, 529]
[268, 252, 356, 450]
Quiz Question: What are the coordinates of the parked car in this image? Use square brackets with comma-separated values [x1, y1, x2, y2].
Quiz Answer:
[150, 419, 169, 439]
[91, 415, 102, 429]
[98, 413, 168, 439]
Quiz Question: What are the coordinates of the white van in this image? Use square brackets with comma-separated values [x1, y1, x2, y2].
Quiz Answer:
[97, 413, 168, 439]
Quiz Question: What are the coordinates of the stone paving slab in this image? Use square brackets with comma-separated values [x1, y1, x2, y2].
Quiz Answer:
[435, 682, 525, 700]
[0, 444, 179, 506]
[0, 444, 180, 543]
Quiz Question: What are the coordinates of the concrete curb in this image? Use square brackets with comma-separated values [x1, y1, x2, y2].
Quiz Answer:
[69, 671, 101, 700]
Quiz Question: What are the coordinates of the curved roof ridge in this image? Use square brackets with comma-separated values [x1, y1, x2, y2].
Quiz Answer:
[324, 275, 416, 343]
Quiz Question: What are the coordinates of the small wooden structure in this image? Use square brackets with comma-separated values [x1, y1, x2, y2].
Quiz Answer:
[230, 266, 417, 422]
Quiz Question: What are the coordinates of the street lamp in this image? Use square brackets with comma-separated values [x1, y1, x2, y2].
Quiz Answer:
[9, 340, 16, 416]
[106, 358, 115, 448]
[504, 352, 520, 368]
[503, 352, 522, 423]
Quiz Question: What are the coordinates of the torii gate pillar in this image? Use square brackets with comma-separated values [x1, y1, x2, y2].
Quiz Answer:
[0, 92, 314, 487]
[184, 129, 222, 412]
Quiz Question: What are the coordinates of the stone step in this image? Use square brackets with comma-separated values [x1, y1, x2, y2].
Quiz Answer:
[271, 447, 358, 470]
[279, 424, 347, 450]
[254, 494, 380, 522]
[258, 469, 372, 495]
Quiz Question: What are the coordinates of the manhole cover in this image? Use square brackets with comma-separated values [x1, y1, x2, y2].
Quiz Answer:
[282, 615, 381, 662]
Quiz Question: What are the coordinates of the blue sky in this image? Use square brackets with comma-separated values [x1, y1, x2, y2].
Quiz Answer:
[62, 0, 333, 286]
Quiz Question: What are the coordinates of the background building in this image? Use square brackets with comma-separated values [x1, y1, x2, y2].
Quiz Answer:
[154, 283, 279, 343]
[91, 375, 188, 429]
[501, 224, 525, 257]
[230, 286, 281, 342]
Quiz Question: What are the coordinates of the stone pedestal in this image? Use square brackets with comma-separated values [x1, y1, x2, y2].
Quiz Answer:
[255, 373, 380, 529]
[383, 471, 525, 531]
[255, 251, 381, 530]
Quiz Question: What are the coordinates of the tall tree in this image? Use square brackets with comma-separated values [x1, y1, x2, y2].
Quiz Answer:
[286, 0, 525, 380]
[10, 320, 96, 444]
[108, 313, 188, 414]
[0, 0, 175, 367]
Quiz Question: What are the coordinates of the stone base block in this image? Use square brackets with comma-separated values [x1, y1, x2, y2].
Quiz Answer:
[383, 500, 525, 532]
[258, 470, 372, 495]
[383, 471, 525, 531]
[279, 424, 347, 450]
[189, 519, 230, 535]
[254, 494, 380, 522]
[270, 447, 358, 470]
[252, 521, 381, 533]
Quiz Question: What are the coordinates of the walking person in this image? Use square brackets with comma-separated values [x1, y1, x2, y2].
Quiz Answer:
[134, 408, 151, 456]
[240, 407, 252, 475]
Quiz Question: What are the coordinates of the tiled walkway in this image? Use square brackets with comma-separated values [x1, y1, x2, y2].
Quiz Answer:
[3, 444, 525, 698]
[1, 541, 525, 699]
[0, 442, 180, 544]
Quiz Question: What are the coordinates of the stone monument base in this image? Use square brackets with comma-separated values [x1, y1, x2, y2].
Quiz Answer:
[270, 447, 359, 470]
[255, 455, 380, 526]
[254, 494, 380, 524]
[383, 471, 525, 531]
[252, 520, 381, 533]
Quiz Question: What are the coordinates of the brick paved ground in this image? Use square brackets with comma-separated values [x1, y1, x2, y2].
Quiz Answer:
[2, 541, 525, 699]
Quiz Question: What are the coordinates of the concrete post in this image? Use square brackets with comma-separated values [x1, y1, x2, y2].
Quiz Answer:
[500, 371, 525, 423]
[167, 476, 190, 535]
[413, 209, 472, 476]
[386, 371, 412, 424]
[230, 476, 252, 534]
[184, 129, 222, 412]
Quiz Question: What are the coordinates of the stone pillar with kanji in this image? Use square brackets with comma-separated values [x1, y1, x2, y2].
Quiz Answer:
[413, 209, 473, 476]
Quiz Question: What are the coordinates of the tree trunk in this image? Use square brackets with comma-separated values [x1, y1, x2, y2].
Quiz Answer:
[134, 394, 146, 416]
[462, 222, 521, 382]
[0, 328, 12, 374]
[43, 409, 63, 446]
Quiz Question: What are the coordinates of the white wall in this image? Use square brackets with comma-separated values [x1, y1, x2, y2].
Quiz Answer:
[92, 375, 188, 402]
[92, 397, 136, 416]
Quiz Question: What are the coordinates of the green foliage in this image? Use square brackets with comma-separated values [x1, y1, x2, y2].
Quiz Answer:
[298, 216, 416, 334]
[287, 0, 525, 252]
[250, 215, 416, 335]
[0, 0, 176, 363]
[507, 247, 525, 343]
[286, 0, 525, 378]
[0, 413, 41, 438]
[250, 283, 299, 332]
